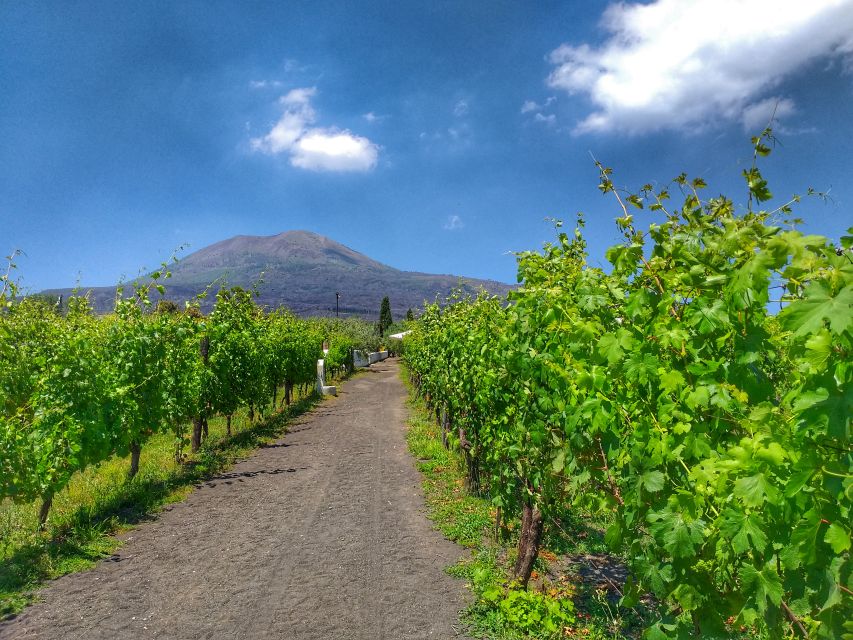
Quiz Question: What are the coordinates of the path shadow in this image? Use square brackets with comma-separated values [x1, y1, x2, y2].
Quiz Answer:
[202, 467, 309, 486]
[258, 441, 310, 449]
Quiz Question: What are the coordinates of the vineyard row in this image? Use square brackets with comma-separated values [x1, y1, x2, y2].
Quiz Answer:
[0, 280, 380, 526]
[405, 140, 851, 639]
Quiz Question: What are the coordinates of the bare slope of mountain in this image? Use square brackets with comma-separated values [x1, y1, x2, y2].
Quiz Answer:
[42, 231, 514, 317]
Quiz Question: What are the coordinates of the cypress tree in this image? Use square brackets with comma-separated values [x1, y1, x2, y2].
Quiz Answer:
[379, 296, 392, 336]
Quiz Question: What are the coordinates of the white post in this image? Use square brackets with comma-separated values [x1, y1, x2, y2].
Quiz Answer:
[316, 358, 337, 396]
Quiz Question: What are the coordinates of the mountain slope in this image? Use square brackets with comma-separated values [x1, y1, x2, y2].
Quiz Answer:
[41, 231, 514, 317]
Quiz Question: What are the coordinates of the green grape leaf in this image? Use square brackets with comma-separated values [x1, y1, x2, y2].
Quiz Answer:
[804, 330, 832, 369]
[794, 386, 853, 439]
[640, 470, 665, 493]
[643, 623, 675, 640]
[605, 521, 623, 548]
[824, 523, 850, 553]
[818, 567, 842, 613]
[791, 511, 822, 564]
[779, 282, 853, 336]
[690, 298, 729, 334]
[784, 469, 813, 497]
[659, 369, 685, 395]
[551, 449, 566, 473]
[734, 472, 778, 507]
[625, 353, 658, 385]
[720, 509, 769, 554]
[648, 508, 705, 558]
[597, 333, 624, 365]
[671, 583, 703, 611]
[739, 563, 783, 613]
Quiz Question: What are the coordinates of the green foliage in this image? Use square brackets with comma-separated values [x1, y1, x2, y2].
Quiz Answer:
[311, 317, 379, 371]
[478, 577, 575, 639]
[450, 553, 537, 640]
[0, 270, 375, 526]
[379, 295, 393, 336]
[405, 372, 594, 639]
[405, 133, 852, 638]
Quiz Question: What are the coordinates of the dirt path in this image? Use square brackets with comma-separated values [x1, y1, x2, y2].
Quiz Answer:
[1, 359, 470, 640]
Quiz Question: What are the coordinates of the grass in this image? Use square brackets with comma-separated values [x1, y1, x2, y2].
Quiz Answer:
[405, 396, 491, 548]
[0, 383, 320, 618]
[400, 365, 654, 639]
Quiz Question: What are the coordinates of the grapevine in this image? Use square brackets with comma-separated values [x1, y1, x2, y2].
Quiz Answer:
[406, 134, 851, 638]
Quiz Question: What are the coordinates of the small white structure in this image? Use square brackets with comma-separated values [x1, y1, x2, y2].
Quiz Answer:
[368, 351, 389, 365]
[353, 349, 370, 368]
[388, 330, 411, 340]
[316, 359, 337, 396]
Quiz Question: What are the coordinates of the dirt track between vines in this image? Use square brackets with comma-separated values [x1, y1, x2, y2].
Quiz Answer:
[1, 359, 470, 640]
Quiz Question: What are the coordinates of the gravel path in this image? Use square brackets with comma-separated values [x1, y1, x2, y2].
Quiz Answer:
[1, 359, 469, 640]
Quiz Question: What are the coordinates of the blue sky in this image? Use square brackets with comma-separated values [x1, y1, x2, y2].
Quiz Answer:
[2, 0, 853, 292]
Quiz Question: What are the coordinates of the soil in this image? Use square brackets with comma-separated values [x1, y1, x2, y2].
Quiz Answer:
[1, 359, 470, 640]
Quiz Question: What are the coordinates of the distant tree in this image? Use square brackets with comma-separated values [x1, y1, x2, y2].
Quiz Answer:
[155, 299, 180, 315]
[24, 293, 62, 311]
[406, 308, 414, 321]
[379, 296, 392, 337]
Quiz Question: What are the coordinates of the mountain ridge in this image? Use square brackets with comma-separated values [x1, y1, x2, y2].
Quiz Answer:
[41, 230, 514, 317]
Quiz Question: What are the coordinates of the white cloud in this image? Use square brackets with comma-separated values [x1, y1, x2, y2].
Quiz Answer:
[741, 97, 797, 131]
[534, 113, 557, 126]
[443, 215, 464, 230]
[280, 87, 316, 107]
[453, 99, 469, 117]
[290, 129, 379, 172]
[249, 80, 283, 90]
[521, 100, 539, 114]
[363, 111, 387, 123]
[547, 0, 853, 134]
[251, 87, 379, 172]
[521, 97, 555, 113]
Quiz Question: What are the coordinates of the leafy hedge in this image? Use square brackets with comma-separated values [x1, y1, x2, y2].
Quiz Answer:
[0, 273, 377, 526]
[405, 134, 851, 638]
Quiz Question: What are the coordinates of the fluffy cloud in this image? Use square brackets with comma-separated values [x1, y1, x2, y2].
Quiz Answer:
[290, 130, 379, 171]
[443, 214, 464, 230]
[547, 0, 853, 134]
[251, 87, 379, 172]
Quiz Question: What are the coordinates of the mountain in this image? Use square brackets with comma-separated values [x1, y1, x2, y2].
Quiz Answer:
[41, 230, 515, 317]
